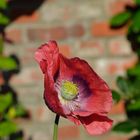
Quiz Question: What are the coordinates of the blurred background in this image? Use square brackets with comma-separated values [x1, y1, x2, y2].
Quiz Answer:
[0, 0, 140, 140]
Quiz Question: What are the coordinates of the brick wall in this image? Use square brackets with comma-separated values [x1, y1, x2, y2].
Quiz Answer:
[4, 0, 137, 140]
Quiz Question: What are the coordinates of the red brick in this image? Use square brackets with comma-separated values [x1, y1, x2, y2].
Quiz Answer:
[6, 29, 22, 43]
[14, 12, 39, 23]
[108, 63, 118, 74]
[91, 21, 127, 37]
[110, 101, 125, 114]
[108, 39, 132, 55]
[109, 0, 135, 15]
[122, 55, 137, 69]
[107, 136, 128, 140]
[59, 45, 71, 57]
[58, 125, 79, 140]
[107, 56, 137, 75]
[49, 26, 68, 40]
[27, 26, 67, 41]
[68, 24, 85, 37]
[80, 40, 104, 55]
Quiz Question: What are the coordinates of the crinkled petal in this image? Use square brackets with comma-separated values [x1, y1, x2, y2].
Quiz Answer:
[34, 40, 59, 76]
[70, 57, 112, 115]
[35, 41, 65, 116]
[67, 115, 81, 125]
[44, 74, 65, 117]
[79, 114, 113, 135]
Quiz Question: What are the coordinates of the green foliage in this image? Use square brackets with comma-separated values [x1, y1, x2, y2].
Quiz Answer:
[0, 93, 13, 114]
[110, 11, 131, 27]
[0, 0, 7, 9]
[126, 100, 140, 111]
[0, 35, 4, 54]
[131, 10, 140, 33]
[0, 13, 9, 25]
[135, 0, 140, 5]
[113, 121, 136, 133]
[127, 64, 140, 78]
[7, 104, 28, 119]
[117, 76, 129, 94]
[0, 0, 9, 26]
[0, 56, 18, 71]
[0, 1, 27, 138]
[110, 1, 140, 137]
[0, 121, 17, 137]
[112, 90, 121, 103]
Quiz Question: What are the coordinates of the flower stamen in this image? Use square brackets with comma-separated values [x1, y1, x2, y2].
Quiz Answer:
[61, 81, 78, 100]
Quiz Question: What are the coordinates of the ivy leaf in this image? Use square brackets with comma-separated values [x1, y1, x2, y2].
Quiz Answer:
[7, 104, 28, 119]
[0, 13, 9, 25]
[113, 120, 135, 133]
[112, 90, 121, 103]
[117, 76, 129, 95]
[110, 11, 131, 27]
[127, 64, 140, 77]
[0, 121, 17, 137]
[0, 56, 18, 71]
[135, 0, 140, 5]
[126, 100, 140, 111]
[0, 35, 4, 54]
[0, 0, 7, 9]
[131, 10, 140, 33]
[14, 104, 28, 118]
[0, 93, 13, 113]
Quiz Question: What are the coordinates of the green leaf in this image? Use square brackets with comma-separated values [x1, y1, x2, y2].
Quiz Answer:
[117, 76, 129, 94]
[126, 100, 140, 111]
[0, 121, 17, 137]
[7, 104, 28, 118]
[0, 13, 9, 25]
[0, 0, 7, 9]
[110, 11, 131, 27]
[0, 93, 13, 113]
[0, 35, 4, 54]
[0, 56, 18, 71]
[135, 0, 140, 5]
[14, 104, 27, 117]
[127, 64, 140, 77]
[112, 90, 121, 103]
[131, 10, 140, 33]
[113, 120, 135, 133]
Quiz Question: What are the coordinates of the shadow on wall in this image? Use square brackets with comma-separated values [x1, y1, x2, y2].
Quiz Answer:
[8, 0, 45, 21]
[0, 0, 45, 34]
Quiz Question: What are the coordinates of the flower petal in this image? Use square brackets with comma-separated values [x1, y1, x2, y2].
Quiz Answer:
[44, 74, 65, 117]
[35, 41, 65, 116]
[34, 40, 59, 76]
[70, 57, 112, 115]
[79, 114, 113, 135]
[67, 115, 81, 125]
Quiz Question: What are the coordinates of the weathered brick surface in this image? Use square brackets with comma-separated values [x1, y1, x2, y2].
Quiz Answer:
[91, 21, 127, 36]
[107, 0, 135, 15]
[58, 125, 79, 140]
[5, 0, 136, 139]
[108, 38, 132, 56]
[5, 29, 22, 43]
[14, 12, 39, 23]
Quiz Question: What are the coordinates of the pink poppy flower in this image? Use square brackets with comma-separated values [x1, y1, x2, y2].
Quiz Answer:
[35, 40, 113, 135]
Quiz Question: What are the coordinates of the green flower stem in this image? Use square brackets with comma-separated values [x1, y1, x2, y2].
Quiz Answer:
[53, 114, 60, 140]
